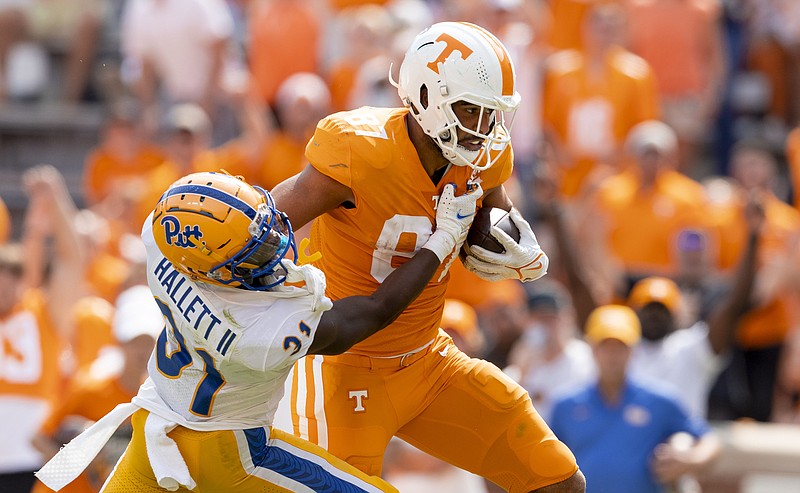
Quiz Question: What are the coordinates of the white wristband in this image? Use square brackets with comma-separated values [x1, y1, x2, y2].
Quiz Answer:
[422, 231, 457, 262]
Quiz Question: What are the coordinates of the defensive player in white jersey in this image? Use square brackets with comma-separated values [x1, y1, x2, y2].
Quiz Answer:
[35, 171, 482, 493]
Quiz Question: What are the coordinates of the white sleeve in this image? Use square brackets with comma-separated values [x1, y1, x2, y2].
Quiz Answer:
[234, 300, 324, 372]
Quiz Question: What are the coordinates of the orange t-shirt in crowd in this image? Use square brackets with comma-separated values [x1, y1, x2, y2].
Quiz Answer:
[328, 61, 359, 112]
[254, 133, 307, 190]
[0, 289, 66, 402]
[547, 0, 619, 52]
[592, 168, 709, 276]
[306, 107, 513, 356]
[83, 145, 166, 205]
[248, 0, 320, 105]
[0, 195, 10, 244]
[328, 0, 388, 11]
[0, 289, 68, 474]
[624, 0, 721, 97]
[70, 296, 115, 370]
[542, 46, 660, 197]
[34, 367, 137, 493]
[785, 128, 800, 210]
[707, 191, 800, 348]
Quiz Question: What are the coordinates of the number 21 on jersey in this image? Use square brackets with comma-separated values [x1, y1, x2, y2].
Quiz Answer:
[154, 297, 226, 417]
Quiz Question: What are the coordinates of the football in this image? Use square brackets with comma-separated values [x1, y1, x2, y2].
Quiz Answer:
[463, 207, 520, 254]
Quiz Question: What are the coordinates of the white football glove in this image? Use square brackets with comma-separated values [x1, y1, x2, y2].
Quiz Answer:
[280, 259, 333, 312]
[463, 208, 549, 282]
[423, 183, 483, 262]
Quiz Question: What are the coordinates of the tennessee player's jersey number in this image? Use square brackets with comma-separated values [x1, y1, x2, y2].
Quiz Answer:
[343, 113, 388, 140]
[371, 214, 456, 283]
[154, 298, 226, 417]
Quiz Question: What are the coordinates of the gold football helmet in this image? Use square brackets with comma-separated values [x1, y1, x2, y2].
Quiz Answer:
[152, 172, 296, 290]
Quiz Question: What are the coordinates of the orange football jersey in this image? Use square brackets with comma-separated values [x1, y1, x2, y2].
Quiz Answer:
[306, 107, 513, 356]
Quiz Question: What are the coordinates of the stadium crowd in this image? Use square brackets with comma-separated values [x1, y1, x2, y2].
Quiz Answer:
[0, 0, 799, 492]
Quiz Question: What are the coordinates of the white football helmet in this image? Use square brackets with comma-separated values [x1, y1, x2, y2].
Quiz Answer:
[392, 22, 521, 171]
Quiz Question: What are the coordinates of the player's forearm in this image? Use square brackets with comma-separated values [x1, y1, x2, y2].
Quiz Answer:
[316, 249, 440, 354]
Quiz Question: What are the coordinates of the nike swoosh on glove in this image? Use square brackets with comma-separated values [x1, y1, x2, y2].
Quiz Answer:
[463, 208, 549, 282]
[281, 259, 334, 312]
[423, 183, 483, 262]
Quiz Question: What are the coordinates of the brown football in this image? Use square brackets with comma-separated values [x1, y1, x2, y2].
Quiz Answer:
[464, 207, 520, 254]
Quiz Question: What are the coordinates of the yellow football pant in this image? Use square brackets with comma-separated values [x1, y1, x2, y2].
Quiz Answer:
[100, 409, 397, 493]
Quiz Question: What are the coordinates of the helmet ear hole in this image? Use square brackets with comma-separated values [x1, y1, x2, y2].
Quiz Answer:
[419, 84, 428, 109]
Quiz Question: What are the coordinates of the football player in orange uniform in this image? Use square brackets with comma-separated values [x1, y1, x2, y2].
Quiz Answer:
[272, 22, 585, 493]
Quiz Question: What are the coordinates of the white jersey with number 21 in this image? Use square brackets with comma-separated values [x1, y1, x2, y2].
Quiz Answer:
[134, 217, 329, 431]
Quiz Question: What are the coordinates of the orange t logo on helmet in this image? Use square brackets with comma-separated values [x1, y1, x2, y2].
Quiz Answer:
[426, 33, 473, 74]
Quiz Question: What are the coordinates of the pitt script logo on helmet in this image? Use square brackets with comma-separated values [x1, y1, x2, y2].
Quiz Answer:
[152, 172, 298, 290]
[391, 22, 521, 171]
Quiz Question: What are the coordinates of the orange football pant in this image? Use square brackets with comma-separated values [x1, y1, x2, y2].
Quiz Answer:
[290, 330, 578, 492]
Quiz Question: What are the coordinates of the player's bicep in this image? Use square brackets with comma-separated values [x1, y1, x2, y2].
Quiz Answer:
[271, 165, 354, 229]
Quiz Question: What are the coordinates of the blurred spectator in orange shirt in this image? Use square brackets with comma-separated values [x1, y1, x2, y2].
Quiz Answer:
[69, 296, 115, 373]
[0, 194, 10, 245]
[326, 4, 395, 111]
[248, 0, 320, 106]
[705, 140, 800, 421]
[547, 0, 617, 52]
[82, 103, 166, 207]
[542, 3, 660, 199]
[440, 298, 485, 358]
[0, 0, 103, 102]
[255, 73, 332, 190]
[583, 121, 710, 300]
[31, 285, 164, 493]
[624, 0, 726, 169]
[0, 166, 86, 493]
[329, 0, 389, 11]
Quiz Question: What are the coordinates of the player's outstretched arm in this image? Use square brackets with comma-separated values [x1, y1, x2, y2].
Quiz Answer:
[308, 183, 482, 355]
